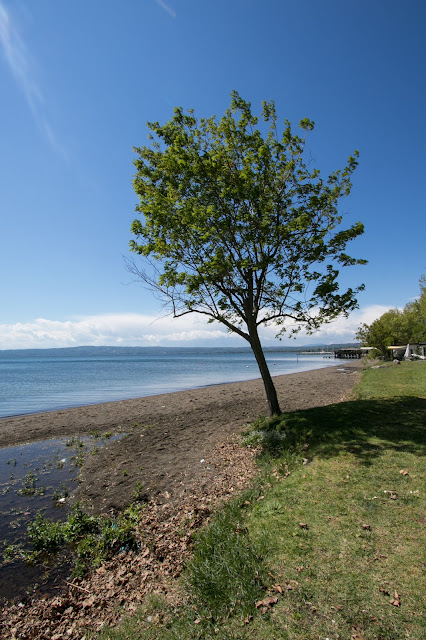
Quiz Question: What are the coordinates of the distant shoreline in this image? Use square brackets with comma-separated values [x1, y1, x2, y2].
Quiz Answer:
[0, 343, 360, 358]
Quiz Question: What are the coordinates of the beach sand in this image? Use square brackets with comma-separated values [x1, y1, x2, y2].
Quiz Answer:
[0, 361, 363, 514]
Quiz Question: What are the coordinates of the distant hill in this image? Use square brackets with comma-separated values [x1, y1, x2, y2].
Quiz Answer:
[0, 344, 360, 358]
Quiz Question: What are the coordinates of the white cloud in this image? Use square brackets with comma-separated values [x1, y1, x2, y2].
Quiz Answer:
[0, 305, 393, 350]
[155, 0, 176, 19]
[0, 313, 236, 349]
[0, 2, 63, 154]
[297, 305, 394, 340]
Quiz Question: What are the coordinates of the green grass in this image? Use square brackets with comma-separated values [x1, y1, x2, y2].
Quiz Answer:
[96, 361, 425, 639]
[185, 483, 270, 623]
[356, 359, 426, 399]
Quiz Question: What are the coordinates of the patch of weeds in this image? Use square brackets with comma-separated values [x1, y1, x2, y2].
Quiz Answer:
[243, 425, 287, 451]
[132, 481, 148, 503]
[3, 544, 23, 564]
[26, 513, 66, 559]
[243, 414, 309, 466]
[17, 471, 43, 496]
[52, 483, 69, 502]
[122, 469, 128, 477]
[70, 452, 84, 468]
[72, 505, 142, 576]
[66, 436, 85, 448]
[102, 431, 113, 440]
[9, 502, 144, 576]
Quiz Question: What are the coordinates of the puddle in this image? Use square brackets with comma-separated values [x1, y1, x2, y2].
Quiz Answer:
[0, 433, 123, 604]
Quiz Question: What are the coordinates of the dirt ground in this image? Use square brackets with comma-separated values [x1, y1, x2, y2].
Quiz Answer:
[0, 362, 363, 515]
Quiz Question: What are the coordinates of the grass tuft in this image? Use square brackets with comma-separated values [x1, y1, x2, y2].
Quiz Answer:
[186, 485, 270, 622]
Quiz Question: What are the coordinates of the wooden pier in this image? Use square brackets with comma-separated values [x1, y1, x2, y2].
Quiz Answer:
[334, 348, 363, 359]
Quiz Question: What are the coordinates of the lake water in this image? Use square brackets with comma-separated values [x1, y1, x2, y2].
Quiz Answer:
[0, 349, 341, 419]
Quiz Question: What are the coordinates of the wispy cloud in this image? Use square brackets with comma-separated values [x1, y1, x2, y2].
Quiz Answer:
[0, 2, 63, 154]
[0, 306, 392, 350]
[155, 0, 176, 19]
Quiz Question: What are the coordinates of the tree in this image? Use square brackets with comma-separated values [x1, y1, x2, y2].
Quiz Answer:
[129, 92, 366, 415]
[357, 276, 426, 357]
[404, 275, 426, 343]
[356, 309, 408, 358]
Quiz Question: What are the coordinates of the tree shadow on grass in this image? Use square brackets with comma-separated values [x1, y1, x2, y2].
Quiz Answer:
[259, 397, 426, 465]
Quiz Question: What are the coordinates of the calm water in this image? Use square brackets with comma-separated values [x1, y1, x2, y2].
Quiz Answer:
[0, 349, 341, 419]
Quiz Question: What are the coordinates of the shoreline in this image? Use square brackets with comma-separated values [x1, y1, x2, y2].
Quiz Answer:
[0, 360, 352, 432]
[0, 359, 347, 424]
[0, 361, 363, 450]
[0, 362, 364, 514]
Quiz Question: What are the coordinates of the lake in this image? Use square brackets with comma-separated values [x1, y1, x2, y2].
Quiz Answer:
[0, 348, 341, 419]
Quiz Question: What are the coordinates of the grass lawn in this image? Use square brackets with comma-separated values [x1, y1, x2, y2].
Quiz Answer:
[96, 361, 425, 640]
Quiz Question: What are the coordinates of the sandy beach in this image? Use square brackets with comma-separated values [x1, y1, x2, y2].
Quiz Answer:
[0, 362, 363, 514]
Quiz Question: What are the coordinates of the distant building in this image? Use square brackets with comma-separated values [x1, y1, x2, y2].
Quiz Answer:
[387, 343, 426, 360]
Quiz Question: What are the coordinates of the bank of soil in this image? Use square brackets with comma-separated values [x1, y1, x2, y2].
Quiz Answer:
[0, 362, 363, 638]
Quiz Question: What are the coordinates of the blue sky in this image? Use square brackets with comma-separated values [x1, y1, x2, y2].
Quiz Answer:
[0, 0, 425, 349]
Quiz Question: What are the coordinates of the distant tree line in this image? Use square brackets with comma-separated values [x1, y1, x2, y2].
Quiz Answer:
[356, 276, 426, 358]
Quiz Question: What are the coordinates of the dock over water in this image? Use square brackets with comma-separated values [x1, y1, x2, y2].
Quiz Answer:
[334, 348, 363, 359]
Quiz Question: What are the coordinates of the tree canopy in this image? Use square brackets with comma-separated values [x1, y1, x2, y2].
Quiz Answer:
[130, 92, 366, 414]
[357, 276, 426, 358]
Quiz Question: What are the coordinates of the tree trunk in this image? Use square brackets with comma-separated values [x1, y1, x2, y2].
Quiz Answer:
[247, 321, 282, 415]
